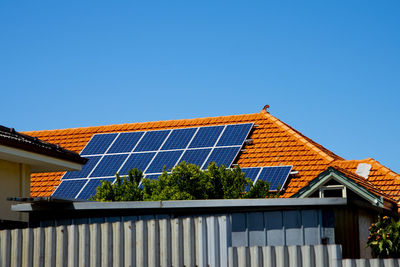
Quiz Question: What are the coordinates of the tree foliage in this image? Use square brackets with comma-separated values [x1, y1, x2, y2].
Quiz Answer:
[90, 162, 278, 201]
[367, 215, 400, 258]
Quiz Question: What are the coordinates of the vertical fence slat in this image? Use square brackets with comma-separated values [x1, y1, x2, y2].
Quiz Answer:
[11, 228, 22, 267]
[328, 244, 342, 267]
[171, 218, 183, 267]
[101, 223, 112, 267]
[56, 225, 68, 267]
[301, 245, 315, 267]
[22, 228, 34, 267]
[314, 244, 328, 267]
[159, 219, 171, 267]
[218, 215, 229, 267]
[148, 219, 159, 267]
[89, 224, 101, 267]
[124, 221, 136, 267]
[183, 217, 195, 267]
[288, 246, 302, 267]
[275, 246, 289, 267]
[45, 227, 56, 267]
[78, 223, 90, 267]
[237, 246, 250, 267]
[263, 246, 276, 267]
[195, 216, 207, 267]
[112, 222, 124, 267]
[207, 216, 220, 267]
[136, 220, 148, 267]
[0, 230, 11, 267]
[67, 225, 78, 267]
[33, 227, 45, 267]
[340, 259, 354, 267]
[249, 246, 262, 267]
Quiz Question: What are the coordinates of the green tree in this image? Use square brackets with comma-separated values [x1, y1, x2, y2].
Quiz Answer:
[91, 162, 278, 201]
[89, 168, 143, 201]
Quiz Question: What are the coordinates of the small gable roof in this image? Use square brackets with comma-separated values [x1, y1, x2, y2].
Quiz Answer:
[23, 108, 400, 202]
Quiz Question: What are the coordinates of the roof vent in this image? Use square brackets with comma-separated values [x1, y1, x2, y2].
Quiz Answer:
[355, 163, 371, 179]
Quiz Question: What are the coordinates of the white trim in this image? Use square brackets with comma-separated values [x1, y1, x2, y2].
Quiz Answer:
[0, 144, 83, 172]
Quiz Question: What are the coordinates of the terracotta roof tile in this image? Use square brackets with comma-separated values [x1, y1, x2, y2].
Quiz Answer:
[23, 110, 400, 201]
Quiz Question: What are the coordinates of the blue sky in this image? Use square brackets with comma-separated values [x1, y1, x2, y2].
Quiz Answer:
[1, 1, 399, 173]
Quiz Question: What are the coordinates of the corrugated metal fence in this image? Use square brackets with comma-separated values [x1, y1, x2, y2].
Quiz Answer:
[0, 216, 399, 267]
[229, 245, 400, 267]
[0, 215, 229, 267]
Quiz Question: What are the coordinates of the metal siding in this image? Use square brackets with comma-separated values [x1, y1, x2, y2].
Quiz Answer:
[302, 209, 320, 245]
[284, 210, 303, 245]
[265, 211, 285, 246]
[248, 212, 265, 246]
[231, 213, 247, 247]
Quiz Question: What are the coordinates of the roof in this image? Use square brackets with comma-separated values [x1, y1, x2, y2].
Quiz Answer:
[331, 159, 400, 202]
[23, 107, 400, 202]
[0, 125, 87, 167]
[293, 166, 396, 208]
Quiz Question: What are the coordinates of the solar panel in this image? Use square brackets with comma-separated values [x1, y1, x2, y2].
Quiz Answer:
[54, 123, 254, 199]
[134, 130, 170, 152]
[179, 148, 212, 167]
[62, 156, 101, 179]
[146, 150, 183, 173]
[203, 147, 241, 169]
[189, 126, 224, 148]
[241, 167, 262, 191]
[89, 154, 128, 178]
[107, 132, 144, 154]
[258, 166, 292, 190]
[52, 180, 88, 198]
[161, 128, 196, 150]
[76, 178, 115, 200]
[119, 152, 156, 175]
[80, 133, 117, 155]
[217, 124, 253, 146]
[241, 166, 292, 191]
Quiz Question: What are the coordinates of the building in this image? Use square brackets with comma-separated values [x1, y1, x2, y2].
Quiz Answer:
[0, 125, 87, 228]
[12, 106, 400, 258]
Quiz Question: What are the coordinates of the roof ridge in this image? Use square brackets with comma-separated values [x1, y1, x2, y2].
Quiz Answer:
[22, 112, 260, 135]
[260, 110, 343, 163]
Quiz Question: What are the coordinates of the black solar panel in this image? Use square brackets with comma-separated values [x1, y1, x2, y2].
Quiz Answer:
[80, 133, 117, 155]
[134, 130, 170, 152]
[108, 132, 144, 153]
[54, 123, 253, 199]
[161, 128, 196, 150]
[146, 150, 183, 173]
[241, 166, 292, 191]
[77, 178, 115, 200]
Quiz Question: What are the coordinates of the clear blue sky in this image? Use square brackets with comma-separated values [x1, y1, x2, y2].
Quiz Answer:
[1, 1, 399, 173]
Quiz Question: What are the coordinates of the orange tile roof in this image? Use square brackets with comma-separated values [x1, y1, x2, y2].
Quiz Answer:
[328, 166, 395, 203]
[23, 108, 400, 203]
[330, 159, 400, 202]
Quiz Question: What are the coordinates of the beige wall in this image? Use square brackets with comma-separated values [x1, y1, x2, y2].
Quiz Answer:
[0, 159, 30, 222]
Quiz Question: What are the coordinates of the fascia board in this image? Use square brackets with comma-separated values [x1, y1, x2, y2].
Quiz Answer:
[0, 144, 83, 172]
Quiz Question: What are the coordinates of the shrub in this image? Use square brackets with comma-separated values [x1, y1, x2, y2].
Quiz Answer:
[367, 215, 400, 258]
[90, 161, 278, 201]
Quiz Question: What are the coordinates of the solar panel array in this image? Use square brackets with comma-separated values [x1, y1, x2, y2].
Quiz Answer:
[53, 123, 253, 199]
[241, 166, 293, 191]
